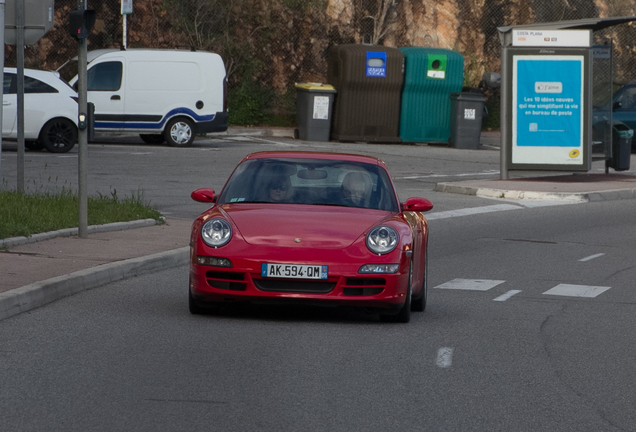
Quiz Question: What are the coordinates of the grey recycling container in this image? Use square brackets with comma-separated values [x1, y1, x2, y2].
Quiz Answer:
[607, 121, 632, 171]
[295, 83, 336, 141]
[449, 92, 486, 149]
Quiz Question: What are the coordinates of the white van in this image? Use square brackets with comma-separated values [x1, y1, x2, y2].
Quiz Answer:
[58, 49, 228, 147]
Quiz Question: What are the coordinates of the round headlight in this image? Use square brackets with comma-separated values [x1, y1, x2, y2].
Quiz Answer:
[366, 225, 398, 254]
[201, 218, 232, 247]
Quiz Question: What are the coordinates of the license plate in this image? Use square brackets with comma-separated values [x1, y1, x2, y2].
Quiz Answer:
[261, 263, 328, 279]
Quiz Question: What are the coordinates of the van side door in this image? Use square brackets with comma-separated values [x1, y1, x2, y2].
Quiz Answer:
[87, 59, 125, 129]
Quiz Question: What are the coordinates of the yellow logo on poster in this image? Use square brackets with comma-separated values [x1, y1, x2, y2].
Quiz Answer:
[569, 149, 580, 158]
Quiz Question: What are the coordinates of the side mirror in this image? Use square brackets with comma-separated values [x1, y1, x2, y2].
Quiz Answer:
[191, 188, 216, 203]
[613, 101, 622, 110]
[402, 197, 433, 213]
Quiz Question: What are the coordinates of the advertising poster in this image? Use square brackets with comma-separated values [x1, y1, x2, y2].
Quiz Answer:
[512, 55, 585, 165]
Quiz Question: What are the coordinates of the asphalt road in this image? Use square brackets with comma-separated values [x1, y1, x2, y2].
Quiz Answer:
[1, 136, 635, 431]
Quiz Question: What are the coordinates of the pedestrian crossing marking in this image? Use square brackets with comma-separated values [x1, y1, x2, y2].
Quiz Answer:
[542, 284, 611, 298]
[434, 279, 506, 291]
[493, 290, 522, 301]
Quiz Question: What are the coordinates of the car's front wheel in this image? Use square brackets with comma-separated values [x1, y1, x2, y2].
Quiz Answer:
[39, 118, 77, 153]
[381, 266, 412, 323]
[411, 244, 428, 312]
[164, 117, 195, 147]
[189, 288, 207, 315]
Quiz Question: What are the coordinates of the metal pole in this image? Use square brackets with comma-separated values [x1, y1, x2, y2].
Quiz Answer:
[500, 45, 509, 180]
[123, 13, 127, 49]
[78, 0, 88, 238]
[16, 0, 25, 192]
[0, 0, 5, 181]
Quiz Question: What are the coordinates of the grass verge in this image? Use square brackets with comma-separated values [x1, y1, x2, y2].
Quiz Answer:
[0, 188, 163, 239]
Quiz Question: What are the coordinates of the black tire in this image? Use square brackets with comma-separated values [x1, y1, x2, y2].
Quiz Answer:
[140, 134, 165, 144]
[25, 140, 45, 151]
[188, 288, 206, 315]
[39, 118, 77, 153]
[411, 244, 428, 312]
[164, 117, 195, 147]
[381, 266, 412, 323]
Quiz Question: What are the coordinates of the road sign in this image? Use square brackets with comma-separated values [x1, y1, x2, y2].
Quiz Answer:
[4, 0, 54, 46]
[122, 0, 133, 15]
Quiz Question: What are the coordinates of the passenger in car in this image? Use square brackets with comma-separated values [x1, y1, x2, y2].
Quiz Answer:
[341, 171, 372, 207]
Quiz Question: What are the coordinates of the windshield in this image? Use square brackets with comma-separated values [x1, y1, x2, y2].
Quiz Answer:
[217, 158, 399, 211]
[57, 60, 78, 83]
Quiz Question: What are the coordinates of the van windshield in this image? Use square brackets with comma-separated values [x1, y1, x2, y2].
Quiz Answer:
[57, 60, 78, 83]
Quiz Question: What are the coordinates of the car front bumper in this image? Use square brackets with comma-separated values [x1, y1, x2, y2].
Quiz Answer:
[189, 246, 411, 310]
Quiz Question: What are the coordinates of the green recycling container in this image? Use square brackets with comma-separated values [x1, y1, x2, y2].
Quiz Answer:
[327, 44, 404, 143]
[399, 47, 464, 143]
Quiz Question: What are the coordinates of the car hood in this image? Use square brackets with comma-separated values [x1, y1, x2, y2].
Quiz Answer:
[220, 204, 393, 249]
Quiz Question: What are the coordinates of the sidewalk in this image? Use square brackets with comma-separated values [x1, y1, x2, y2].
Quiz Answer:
[0, 218, 192, 321]
[436, 172, 636, 202]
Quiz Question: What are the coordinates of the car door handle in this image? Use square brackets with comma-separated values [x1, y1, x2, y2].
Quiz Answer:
[111, 95, 121, 100]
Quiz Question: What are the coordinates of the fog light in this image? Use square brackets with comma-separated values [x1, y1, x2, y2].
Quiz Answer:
[358, 264, 399, 274]
[196, 256, 233, 267]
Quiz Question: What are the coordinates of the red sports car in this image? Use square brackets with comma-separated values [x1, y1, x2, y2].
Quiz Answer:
[189, 151, 433, 322]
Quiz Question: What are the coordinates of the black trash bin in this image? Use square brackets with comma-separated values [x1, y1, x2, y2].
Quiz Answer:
[607, 121, 633, 171]
[294, 83, 336, 142]
[449, 92, 486, 149]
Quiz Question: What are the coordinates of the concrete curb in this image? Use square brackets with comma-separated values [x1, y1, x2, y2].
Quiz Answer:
[0, 218, 161, 248]
[0, 246, 189, 322]
[209, 127, 295, 138]
[434, 182, 636, 203]
[473, 188, 588, 202]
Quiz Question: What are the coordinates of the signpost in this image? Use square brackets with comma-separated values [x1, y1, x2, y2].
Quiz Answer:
[69, 1, 95, 238]
[121, 0, 132, 49]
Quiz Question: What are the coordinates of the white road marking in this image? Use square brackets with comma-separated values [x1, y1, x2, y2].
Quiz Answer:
[436, 347, 454, 368]
[493, 290, 522, 301]
[579, 253, 605, 262]
[543, 284, 611, 298]
[434, 279, 506, 291]
[425, 204, 520, 220]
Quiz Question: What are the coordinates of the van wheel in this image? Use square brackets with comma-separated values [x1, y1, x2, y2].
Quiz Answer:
[40, 118, 77, 153]
[164, 118, 195, 147]
[140, 134, 165, 144]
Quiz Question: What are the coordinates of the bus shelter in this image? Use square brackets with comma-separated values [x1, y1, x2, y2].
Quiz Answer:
[498, 17, 636, 179]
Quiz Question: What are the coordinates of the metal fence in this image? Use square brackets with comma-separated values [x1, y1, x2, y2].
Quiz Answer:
[8, 0, 636, 128]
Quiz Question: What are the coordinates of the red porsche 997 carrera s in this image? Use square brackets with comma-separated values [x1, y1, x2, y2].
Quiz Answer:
[189, 151, 433, 323]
